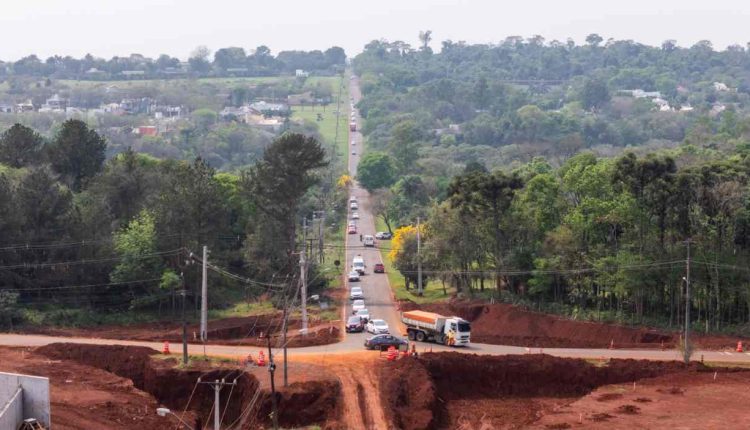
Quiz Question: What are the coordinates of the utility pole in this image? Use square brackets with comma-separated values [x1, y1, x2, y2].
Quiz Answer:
[282, 303, 288, 387]
[198, 377, 237, 430]
[180, 272, 188, 365]
[200, 245, 208, 343]
[300, 218, 308, 335]
[416, 217, 423, 296]
[684, 239, 692, 364]
[267, 335, 279, 430]
[319, 211, 325, 264]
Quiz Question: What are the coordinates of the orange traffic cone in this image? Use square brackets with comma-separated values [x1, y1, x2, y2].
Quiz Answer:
[737, 341, 743, 352]
[162, 341, 170, 354]
[386, 346, 397, 361]
[257, 350, 266, 366]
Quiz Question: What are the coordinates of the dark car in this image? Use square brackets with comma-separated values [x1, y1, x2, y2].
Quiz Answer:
[374, 263, 385, 273]
[346, 316, 364, 333]
[364, 334, 408, 350]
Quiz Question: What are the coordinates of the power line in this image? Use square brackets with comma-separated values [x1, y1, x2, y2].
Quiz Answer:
[0, 248, 183, 270]
[3, 277, 163, 292]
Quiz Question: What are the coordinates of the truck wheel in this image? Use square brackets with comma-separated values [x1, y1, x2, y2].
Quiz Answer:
[416, 331, 426, 342]
[407, 330, 415, 341]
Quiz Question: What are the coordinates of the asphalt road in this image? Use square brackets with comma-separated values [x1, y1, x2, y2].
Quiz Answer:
[0, 75, 748, 365]
[339, 75, 404, 350]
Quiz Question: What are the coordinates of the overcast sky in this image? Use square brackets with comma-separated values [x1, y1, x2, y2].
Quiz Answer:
[2, 0, 750, 60]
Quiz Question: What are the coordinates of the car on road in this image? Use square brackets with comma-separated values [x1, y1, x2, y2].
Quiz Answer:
[366, 319, 390, 334]
[352, 299, 366, 311]
[364, 334, 408, 350]
[351, 140, 356, 145]
[350, 202, 358, 210]
[375, 231, 393, 240]
[352, 150, 357, 155]
[352, 256, 365, 275]
[349, 286, 363, 300]
[352, 212, 360, 220]
[363, 235, 375, 247]
[348, 225, 357, 234]
[346, 316, 364, 332]
[374, 263, 385, 273]
[348, 271, 361, 282]
[355, 308, 370, 323]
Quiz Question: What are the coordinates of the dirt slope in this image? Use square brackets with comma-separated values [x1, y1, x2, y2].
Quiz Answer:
[402, 300, 745, 349]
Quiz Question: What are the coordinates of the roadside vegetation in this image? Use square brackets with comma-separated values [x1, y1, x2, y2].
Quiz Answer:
[356, 34, 750, 335]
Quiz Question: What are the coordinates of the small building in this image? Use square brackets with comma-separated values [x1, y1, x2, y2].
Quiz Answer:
[39, 94, 68, 112]
[249, 101, 289, 116]
[15, 100, 34, 113]
[713, 82, 730, 92]
[0, 103, 12, 113]
[135, 126, 158, 136]
[295, 69, 309, 78]
[120, 70, 145, 78]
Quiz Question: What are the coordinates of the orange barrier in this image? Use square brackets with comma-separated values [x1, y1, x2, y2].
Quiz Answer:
[162, 341, 170, 354]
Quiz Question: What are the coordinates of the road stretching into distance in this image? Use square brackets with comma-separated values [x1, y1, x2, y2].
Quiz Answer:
[1, 74, 749, 365]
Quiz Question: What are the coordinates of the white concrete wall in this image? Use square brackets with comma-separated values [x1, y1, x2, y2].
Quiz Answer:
[0, 372, 50, 428]
[0, 387, 23, 430]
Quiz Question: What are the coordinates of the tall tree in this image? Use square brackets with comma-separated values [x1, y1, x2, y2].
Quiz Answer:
[46, 119, 106, 191]
[0, 124, 44, 168]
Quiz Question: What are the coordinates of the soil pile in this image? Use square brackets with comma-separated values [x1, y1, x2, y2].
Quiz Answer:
[402, 300, 674, 348]
[380, 352, 697, 430]
[257, 380, 342, 429]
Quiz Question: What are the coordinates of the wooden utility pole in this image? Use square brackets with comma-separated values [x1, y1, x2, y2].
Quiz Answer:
[684, 239, 692, 364]
[267, 334, 279, 430]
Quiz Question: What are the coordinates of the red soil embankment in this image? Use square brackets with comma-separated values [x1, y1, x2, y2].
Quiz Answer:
[380, 352, 702, 430]
[401, 300, 744, 349]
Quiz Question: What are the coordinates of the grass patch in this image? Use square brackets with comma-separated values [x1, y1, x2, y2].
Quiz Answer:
[208, 300, 276, 319]
[374, 218, 454, 305]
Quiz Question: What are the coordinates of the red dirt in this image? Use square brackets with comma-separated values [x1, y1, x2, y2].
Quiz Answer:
[23, 313, 340, 348]
[34, 343, 342, 429]
[379, 352, 710, 430]
[402, 300, 747, 349]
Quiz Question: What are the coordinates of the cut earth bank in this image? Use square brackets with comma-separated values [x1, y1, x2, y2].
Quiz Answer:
[402, 300, 747, 349]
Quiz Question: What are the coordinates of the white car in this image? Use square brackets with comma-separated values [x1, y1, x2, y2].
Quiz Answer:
[352, 150, 357, 155]
[366, 319, 390, 334]
[363, 235, 375, 247]
[355, 308, 370, 323]
[352, 299, 366, 311]
[351, 140, 356, 145]
[350, 286, 363, 299]
[350, 203, 358, 210]
[348, 271, 361, 282]
[352, 212, 360, 220]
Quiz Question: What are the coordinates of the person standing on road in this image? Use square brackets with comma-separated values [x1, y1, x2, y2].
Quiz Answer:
[359, 234, 363, 242]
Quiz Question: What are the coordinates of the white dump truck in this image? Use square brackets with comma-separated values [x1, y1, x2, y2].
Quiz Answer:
[401, 310, 471, 346]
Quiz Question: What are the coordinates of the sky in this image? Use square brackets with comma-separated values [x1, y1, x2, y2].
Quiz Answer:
[2, 0, 750, 61]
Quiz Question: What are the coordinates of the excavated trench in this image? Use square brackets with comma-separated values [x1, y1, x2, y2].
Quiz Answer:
[380, 352, 704, 430]
[36, 343, 341, 429]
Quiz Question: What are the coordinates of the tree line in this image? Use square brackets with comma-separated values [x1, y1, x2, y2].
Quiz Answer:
[1, 45, 346, 79]
[388, 151, 750, 334]
[0, 121, 335, 328]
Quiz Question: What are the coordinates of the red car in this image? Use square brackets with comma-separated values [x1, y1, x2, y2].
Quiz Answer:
[348, 225, 357, 234]
[374, 263, 385, 273]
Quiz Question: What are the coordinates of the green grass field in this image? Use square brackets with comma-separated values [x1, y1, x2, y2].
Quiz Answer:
[291, 75, 349, 171]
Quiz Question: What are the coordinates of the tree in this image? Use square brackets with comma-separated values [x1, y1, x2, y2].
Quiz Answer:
[244, 133, 328, 272]
[46, 119, 106, 191]
[0, 124, 44, 167]
[371, 189, 397, 233]
[111, 210, 162, 283]
[357, 151, 397, 191]
[189, 46, 212, 74]
[581, 78, 610, 111]
[418, 30, 433, 51]
[390, 120, 421, 173]
[586, 33, 604, 47]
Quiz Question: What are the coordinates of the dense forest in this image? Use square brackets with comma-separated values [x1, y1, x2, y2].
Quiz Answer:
[0, 121, 341, 328]
[355, 35, 750, 335]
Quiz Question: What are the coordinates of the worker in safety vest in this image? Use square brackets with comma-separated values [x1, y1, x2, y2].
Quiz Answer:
[446, 329, 456, 346]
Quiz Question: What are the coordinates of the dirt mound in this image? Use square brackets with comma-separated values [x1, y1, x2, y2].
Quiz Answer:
[402, 300, 674, 348]
[24, 313, 340, 348]
[36, 343, 155, 388]
[379, 356, 437, 430]
[380, 352, 698, 430]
